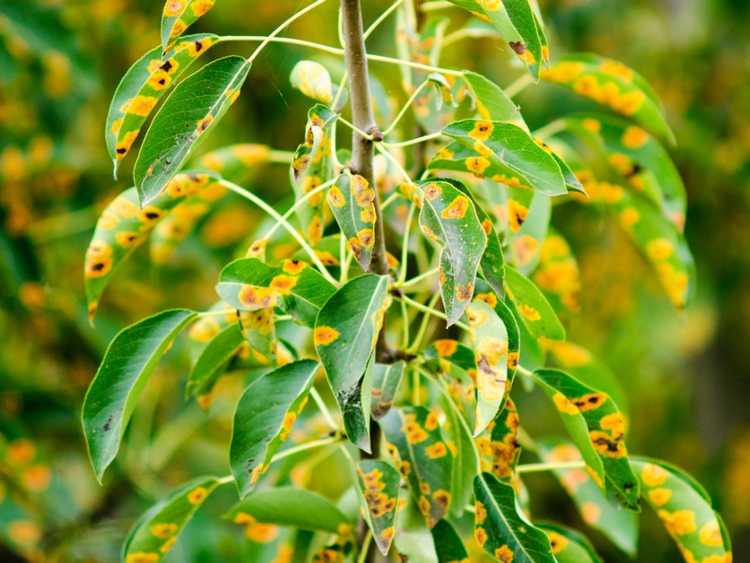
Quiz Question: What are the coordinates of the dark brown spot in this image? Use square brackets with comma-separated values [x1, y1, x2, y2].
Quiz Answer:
[509, 41, 526, 54]
[194, 40, 203, 52]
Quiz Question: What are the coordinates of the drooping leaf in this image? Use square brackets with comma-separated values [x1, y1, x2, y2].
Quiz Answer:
[431, 519, 468, 562]
[185, 322, 244, 399]
[217, 257, 336, 327]
[134, 55, 250, 203]
[290, 60, 335, 104]
[476, 398, 521, 481]
[537, 523, 603, 563]
[430, 120, 567, 197]
[537, 438, 638, 557]
[225, 486, 350, 534]
[464, 300, 509, 435]
[290, 104, 336, 246]
[371, 361, 405, 420]
[504, 265, 565, 341]
[381, 407, 453, 528]
[540, 53, 674, 143]
[161, 0, 216, 52]
[633, 457, 732, 563]
[123, 476, 221, 562]
[442, 0, 548, 77]
[424, 339, 477, 421]
[84, 172, 222, 319]
[473, 472, 556, 562]
[327, 172, 377, 270]
[533, 368, 640, 509]
[81, 309, 197, 481]
[314, 274, 390, 451]
[105, 34, 218, 173]
[418, 179, 487, 325]
[230, 359, 318, 497]
[354, 460, 401, 555]
[462, 70, 526, 128]
[532, 228, 582, 314]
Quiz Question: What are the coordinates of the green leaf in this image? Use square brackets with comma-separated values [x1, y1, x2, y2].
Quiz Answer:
[540, 53, 674, 143]
[473, 472, 556, 562]
[371, 361, 405, 419]
[425, 339, 477, 421]
[290, 104, 336, 246]
[504, 265, 565, 341]
[105, 34, 218, 174]
[431, 519, 468, 562]
[225, 486, 350, 534]
[81, 309, 197, 482]
[462, 70, 526, 127]
[431, 120, 567, 197]
[533, 368, 640, 509]
[537, 437, 638, 557]
[134, 55, 250, 204]
[217, 257, 336, 327]
[381, 407, 453, 528]
[531, 228, 582, 314]
[314, 274, 390, 451]
[229, 359, 318, 497]
[537, 523, 603, 563]
[418, 179, 487, 325]
[632, 457, 732, 562]
[161, 0, 216, 52]
[442, 0, 548, 77]
[354, 460, 401, 555]
[327, 172, 377, 270]
[123, 476, 221, 562]
[464, 300, 508, 435]
[186, 322, 244, 399]
[290, 60, 335, 104]
[476, 398, 521, 481]
[238, 308, 278, 368]
[84, 172, 222, 319]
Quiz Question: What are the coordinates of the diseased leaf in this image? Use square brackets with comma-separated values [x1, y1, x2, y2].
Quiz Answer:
[185, 322, 243, 399]
[327, 172, 377, 270]
[532, 228, 581, 314]
[540, 53, 674, 143]
[225, 486, 350, 534]
[504, 265, 565, 341]
[161, 0, 216, 52]
[217, 257, 336, 327]
[418, 179, 487, 325]
[290, 60, 335, 104]
[290, 104, 336, 246]
[537, 438, 638, 557]
[197, 143, 271, 183]
[354, 460, 401, 555]
[381, 407, 453, 528]
[123, 476, 220, 562]
[105, 34, 218, 173]
[84, 172, 222, 319]
[425, 339, 477, 421]
[462, 70, 526, 128]
[314, 274, 390, 451]
[473, 472, 556, 562]
[534, 368, 640, 509]
[431, 120, 567, 197]
[371, 361, 405, 420]
[237, 307, 278, 368]
[134, 56, 249, 204]
[81, 309, 197, 481]
[476, 398, 521, 482]
[431, 519, 468, 562]
[537, 523, 603, 563]
[230, 359, 318, 497]
[633, 457, 732, 563]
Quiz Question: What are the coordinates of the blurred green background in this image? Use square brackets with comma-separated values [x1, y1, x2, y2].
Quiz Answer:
[0, 0, 748, 560]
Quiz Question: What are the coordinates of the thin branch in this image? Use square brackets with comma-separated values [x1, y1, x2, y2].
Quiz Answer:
[505, 73, 534, 98]
[382, 131, 444, 148]
[516, 460, 586, 474]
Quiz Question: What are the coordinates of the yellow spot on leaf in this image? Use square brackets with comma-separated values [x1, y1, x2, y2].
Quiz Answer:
[314, 326, 340, 346]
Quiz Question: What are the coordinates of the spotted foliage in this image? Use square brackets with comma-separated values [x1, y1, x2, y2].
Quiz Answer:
[161, 0, 216, 52]
[354, 460, 401, 555]
[476, 398, 521, 481]
[532, 228, 581, 313]
[371, 361, 405, 420]
[537, 523, 603, 563]
[327, 172, 378, 270]
[290, 60, 335, 104]
[462, 70, 526, 128]
[504, 265, 565, 341]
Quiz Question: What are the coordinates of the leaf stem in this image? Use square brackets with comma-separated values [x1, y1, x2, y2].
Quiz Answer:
[419, 0, 453, 11]
[381, 80, 430, 137]
[443, 27, 499, 47]
[264, 176, 339, 240]
[357, 530, 373, 563]
[363, 0, 403, 40]
[505, 73, 534, 98]
[268, 149, 295, 163]
[380, 191, 401, 210]
[397, 266, 439, 290]
[399, 294, 470, 333]
[516, 460, 585, 474]
[407, 292, 441, 353]
[336, 114, 374, 140]
[271, 435, 343, 464]
[382, 131, 444, 148]
[310, 387, 340, 432]
[397, 203, 416, 284]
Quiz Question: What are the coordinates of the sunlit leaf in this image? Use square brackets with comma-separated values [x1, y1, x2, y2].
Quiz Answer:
[197, 143, 271, 182]
[82, 309, 197, 481]
[327, 171, 377, 270]
[537, 522, 603, 563]
[371, 361, 405, 420]
[424, 339, 477, 420]
[430, 120, 567, 197]
[225, 486, 350, 534]
[473, 472, 556, 562]
[161, 0, 216, 52]
[354, 460, 401, 555]
[418, 179, 487, 325]
[105, 34, 218, 174]
[123, 476, 221, 562]
[540, 53, 674, 143]
[237, 307, 278, 369]
[314, 274, 390, 451]
[504, 265, 565, 341]
[633, 457, 732, 563]
[532, 228, 581, 314]
[462, 70, 525, 128]
[533, 368, 640, 509]
[381, 407, 453, 528]
[290, 60, 335, 104]
[134, 56, 249, 204]
[431, 519, 468, 562]
[185, 321, 243, 399]
[476, 398, 521, 481]
[230, 359, 318, 497]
